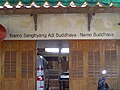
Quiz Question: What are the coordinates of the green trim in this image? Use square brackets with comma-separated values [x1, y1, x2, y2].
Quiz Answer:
[21, 0, 32, 6]
[0, 0, 120, 7]
[48, 0, 59, 6]
[0, 0, 5, 6]
[34, 0, 45, 6]
[8, 0, 19, 6]
[87, 0, 98, 6]
[74, 0, 85, 6]
[60, 0, 71, 6]
[99, 0, 111, 6]
[112, 0, 120, 6]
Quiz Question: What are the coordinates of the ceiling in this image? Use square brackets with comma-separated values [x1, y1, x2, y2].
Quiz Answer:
[37, 40, 69, 57]
[37, 40, 69, 48]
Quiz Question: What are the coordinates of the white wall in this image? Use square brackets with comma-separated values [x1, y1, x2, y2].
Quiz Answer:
[0, 13, 120, 40]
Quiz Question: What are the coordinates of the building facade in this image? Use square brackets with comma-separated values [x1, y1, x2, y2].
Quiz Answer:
[0, 12, 120, 90]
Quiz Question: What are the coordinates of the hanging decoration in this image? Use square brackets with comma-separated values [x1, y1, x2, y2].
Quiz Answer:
[0, 24, 6, 41]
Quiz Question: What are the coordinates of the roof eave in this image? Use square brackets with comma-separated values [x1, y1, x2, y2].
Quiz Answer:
[0, 6, 120, 15]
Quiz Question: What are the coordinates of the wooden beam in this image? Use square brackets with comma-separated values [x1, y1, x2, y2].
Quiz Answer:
[32, 14, 37, 31]
[87, 13, 92, 31]
[0, 6, 120, 15]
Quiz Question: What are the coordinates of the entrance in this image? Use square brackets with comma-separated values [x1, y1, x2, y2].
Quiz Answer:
[0, 40, 120, 90]
[37, 40, 69, 90]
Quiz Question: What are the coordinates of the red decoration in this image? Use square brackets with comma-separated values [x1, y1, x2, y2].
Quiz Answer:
[0, 24, 6, 41]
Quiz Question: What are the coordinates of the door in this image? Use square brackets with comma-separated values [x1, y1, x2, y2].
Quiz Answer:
[69, 40, 119, 90]
[0, 40, 36, 90]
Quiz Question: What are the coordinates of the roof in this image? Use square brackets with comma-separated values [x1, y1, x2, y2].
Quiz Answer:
[0, 0, 120, 14]
[1, 0, 120, 7]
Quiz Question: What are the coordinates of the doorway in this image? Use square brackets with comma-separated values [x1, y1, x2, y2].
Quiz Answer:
[37, 40, 69, 90]
[1, 40, 119, 90]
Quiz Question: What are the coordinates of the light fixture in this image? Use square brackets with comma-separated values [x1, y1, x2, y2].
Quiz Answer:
[45, 48, 59, 53]
[61, 48, 69, 53]
[45, 48, 69, 53]
[102, 70, 107, 75]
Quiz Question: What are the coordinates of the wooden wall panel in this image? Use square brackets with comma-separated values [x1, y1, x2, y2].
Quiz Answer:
[70, 78, 78, 90]
[11, 81, 17, 90]
[0, 75, 1, 89]
[2, 81, 17, 90]
[28, 80, 35, 90]
[4, 81, 11, 90]
[107, 79, 118, 89]
[69, 40, 78, 49]
[0, 40, 36, 90]
[70, 78, 85, 90]
[0, 42, 2, 90]
[69, 40, 119, 90]
[20, 40, 36, 49]
[116, 41, 120, 89]
[4, 50, 17, 78]
[19, 80, 28, 90]
[19, 41, 36, 90]
[69, 41, 85, 90]
[3, 81, 17, 90]
[87, 79, 97, 90]
[3, 41, 19, 49]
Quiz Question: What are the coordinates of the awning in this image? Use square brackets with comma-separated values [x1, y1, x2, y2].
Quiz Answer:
[0, 0, 120, 7]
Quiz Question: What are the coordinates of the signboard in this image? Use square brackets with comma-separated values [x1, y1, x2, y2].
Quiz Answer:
[8, 32, 115, 40]
[0, 14, 119, 40]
